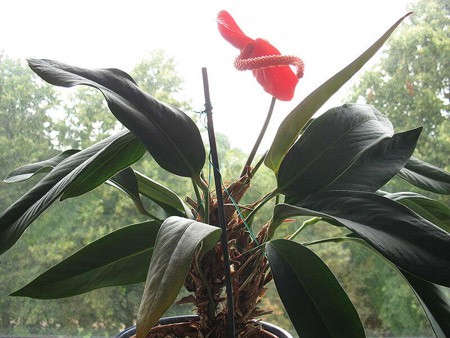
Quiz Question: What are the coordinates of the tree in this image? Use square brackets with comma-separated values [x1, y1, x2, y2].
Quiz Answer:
[349, 0, 449, 169]
[131, 50, 190, 111]
[0, 53, 60, 332]
[0, 54, 58, 187]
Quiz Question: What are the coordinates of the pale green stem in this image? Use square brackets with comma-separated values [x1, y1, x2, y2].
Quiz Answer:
[302, 235, 350, 247]
[202, 185, 210, 225]
[240, 96, 277, 178]
[193, 174, 209, 191]
[288, 217, 321, 240]
[191, 178, 205, 220]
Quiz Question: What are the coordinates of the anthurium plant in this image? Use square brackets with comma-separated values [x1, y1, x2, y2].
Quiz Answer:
[1, 10, 450, 338]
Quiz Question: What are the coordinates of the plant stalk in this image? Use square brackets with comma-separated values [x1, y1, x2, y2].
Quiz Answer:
[202, 67, 235, 338]
[240, 96, 276, 178]
[288, 217, 321, 240]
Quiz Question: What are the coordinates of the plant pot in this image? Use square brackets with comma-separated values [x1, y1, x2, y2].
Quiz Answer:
[116, 315, 293, 338]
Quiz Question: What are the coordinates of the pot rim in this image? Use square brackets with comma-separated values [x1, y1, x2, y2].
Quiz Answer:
[116, 314, 293, 338]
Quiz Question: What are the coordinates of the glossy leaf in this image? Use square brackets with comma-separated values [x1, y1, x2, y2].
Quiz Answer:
[277, 104, 396, 203]
[265, 13, 411, 173]
[401, 270, 450, 338]
[3, 149, 80, 183]
[0, 130, 140, 255]
[11, 221, 160, 299]
[266, 239, 365, 338]
[61, 135, 145, 199]
[136, 171, 193, 218]
[272, 191, 450, 286]
[28, 59, 206, 179]
[398, 156, 450, 194]
[136, 216, 221, 338]
[107, 167, 149, 216]
[322, 128, 421, 192]
[383, 192, 450, 232]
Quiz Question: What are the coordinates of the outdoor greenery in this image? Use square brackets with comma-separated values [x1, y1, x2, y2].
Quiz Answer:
[349, 0, 449, 187]
[0, 0, 449, 337]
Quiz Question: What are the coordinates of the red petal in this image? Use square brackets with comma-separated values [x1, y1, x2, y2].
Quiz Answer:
[251, 37, 282, 56]
[251, 39, 298, 101]
[217, 10, 254, 49]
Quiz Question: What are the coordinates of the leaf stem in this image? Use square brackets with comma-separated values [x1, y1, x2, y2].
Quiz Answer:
[245, 189, 278, 224]
[302, 235, 350, 247]
[202, 67, 235, 338]
[288, 217, 321, 240]
[191, 178, 206, 221]
[240, 97, 277, 178]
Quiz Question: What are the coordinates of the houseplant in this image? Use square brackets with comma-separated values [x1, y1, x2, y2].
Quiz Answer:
[1, 9, 449, 338]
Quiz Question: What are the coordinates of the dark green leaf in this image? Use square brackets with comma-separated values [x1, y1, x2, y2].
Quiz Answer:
[3, 149, 80, 183]
[136, 216, 220, 338]
[401, 270, 450, 338]
[266, 239, 365, 338]
[324, 128, 421, 192]
[11, 221, 160, 299]
[277, 104, 394, 203]
[272, 191, 450, 286]
[28, 59, 205, 179]
[107, 167, 149, 216]
[383, 192, 450, 232]
[0, 130, 139, 255]
[265, 13, 411, 173]
[135, 171, 193, 218]
[61, 135, 145, 199]
[398, 156, 450, 194]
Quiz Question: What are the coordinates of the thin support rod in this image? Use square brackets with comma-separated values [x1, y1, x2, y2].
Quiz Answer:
[202, 67, 235, 338]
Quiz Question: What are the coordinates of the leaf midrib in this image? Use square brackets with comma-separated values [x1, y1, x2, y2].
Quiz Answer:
[270, 242, 335, 335]
[20, 246, 153, 294]
[280, 115, 381, 197]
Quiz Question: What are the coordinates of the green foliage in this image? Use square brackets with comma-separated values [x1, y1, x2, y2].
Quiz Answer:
[342, 2, 450, 334]
[12, 221, 161, 299]
[136, 217, 221, 338]
[1, 10, 449, 338]
[265, 13, 411, 174]
[267, 239, 365, 337]
[131, 50, 191, 110]
[340, 243, 432, 336]
[28, 59, 206, 180]
[0, 54, 59, 333]
[0, 54, 58, 199]
[273, 189, 450, 286]
[0, 51, 193, 335]
[277, 104, 420, 204]
[54, 50, 191, 150]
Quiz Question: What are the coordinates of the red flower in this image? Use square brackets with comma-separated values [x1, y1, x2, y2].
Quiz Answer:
[217, 10, 304, 101]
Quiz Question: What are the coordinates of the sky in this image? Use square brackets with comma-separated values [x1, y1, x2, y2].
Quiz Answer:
[0, 0, 414, 152]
